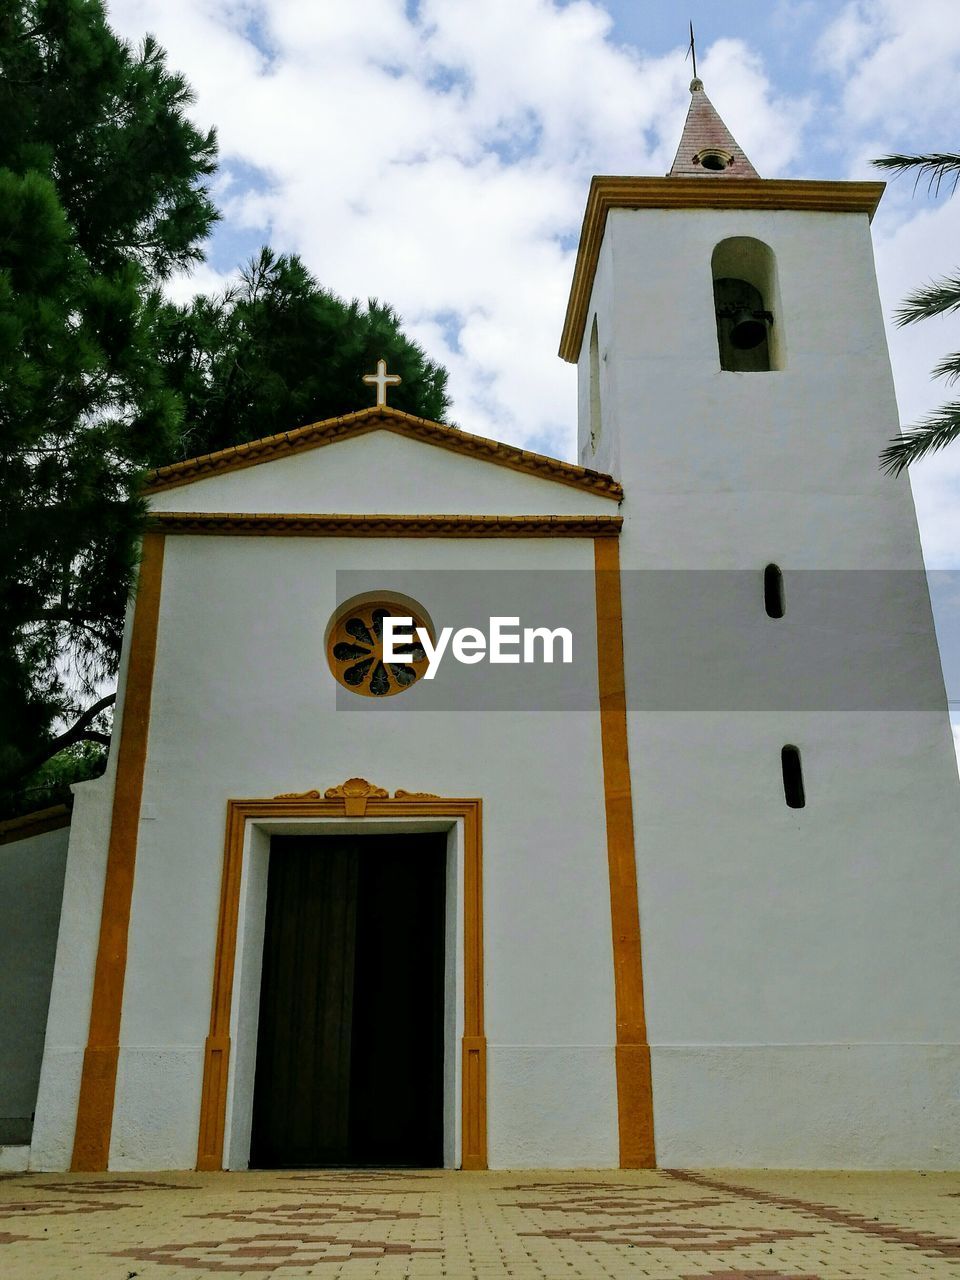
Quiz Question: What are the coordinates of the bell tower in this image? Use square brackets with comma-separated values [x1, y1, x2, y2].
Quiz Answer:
[562, 78, 960, 1167]
[564, 75, 929, 569]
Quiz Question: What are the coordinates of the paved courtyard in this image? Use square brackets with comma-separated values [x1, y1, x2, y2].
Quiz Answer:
[1, 1167, 959, 1278]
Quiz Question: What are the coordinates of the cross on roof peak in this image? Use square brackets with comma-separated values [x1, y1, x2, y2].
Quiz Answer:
[362, 358, 402, 408]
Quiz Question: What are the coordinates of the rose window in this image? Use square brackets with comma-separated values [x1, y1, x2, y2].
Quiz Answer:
[327, 600, 430, 697]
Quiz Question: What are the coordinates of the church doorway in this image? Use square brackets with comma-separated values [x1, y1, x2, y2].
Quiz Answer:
[248, 833, 447, 1168]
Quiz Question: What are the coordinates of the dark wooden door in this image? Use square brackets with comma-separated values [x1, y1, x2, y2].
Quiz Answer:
[249, 833, 446, 1168]
[249, 841, 359, 1167]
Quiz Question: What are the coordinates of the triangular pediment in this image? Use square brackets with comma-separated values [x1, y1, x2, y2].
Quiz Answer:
[145, 405, 620, 502]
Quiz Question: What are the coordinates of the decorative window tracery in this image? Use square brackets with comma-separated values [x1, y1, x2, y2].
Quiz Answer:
[326, 599, 431, 697]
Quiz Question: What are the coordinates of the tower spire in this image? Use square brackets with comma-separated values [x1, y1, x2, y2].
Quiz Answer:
[668, 74, 759, 179]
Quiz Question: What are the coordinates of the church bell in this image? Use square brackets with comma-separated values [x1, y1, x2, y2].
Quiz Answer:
[727, 307, 771, 350]
[713, 275, 774, 362]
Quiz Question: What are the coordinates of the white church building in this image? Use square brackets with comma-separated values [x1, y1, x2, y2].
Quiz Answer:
[4, 79, 960, 1174]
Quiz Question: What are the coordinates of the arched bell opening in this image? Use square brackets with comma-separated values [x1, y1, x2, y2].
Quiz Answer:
[711, 237, 784, 372]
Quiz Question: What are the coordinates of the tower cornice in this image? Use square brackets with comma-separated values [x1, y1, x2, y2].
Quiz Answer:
[559, 176, 886, 363]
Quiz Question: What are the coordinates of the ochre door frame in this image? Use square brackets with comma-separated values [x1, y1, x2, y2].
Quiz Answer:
[195, 779, 486, 1171]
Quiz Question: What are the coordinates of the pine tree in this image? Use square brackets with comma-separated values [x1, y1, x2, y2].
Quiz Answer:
[156, 249, 450, 461]
[0, 0, 218, 793]
[1, 4, 451, 810]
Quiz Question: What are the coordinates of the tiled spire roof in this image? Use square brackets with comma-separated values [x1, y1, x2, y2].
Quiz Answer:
[668, 78, 759, 179]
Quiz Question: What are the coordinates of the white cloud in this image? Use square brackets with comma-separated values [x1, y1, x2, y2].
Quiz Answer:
[694, 38, 812, 177]
[818, 0, 960, 134]
[106, 0, 805, 452]
[162, 261, 238, 306]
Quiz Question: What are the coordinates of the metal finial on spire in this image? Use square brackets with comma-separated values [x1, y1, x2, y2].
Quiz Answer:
[686, 19, 698, 83]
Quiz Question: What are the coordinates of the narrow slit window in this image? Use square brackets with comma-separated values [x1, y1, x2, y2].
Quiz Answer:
[589, 315, 601, 451]
[764, 564, 785, 618]
[781, 745, 805, 809]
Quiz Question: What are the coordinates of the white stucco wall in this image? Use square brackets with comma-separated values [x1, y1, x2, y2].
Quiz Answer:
[109, 534, 616, 1170]
[578, 203, 960, 1167]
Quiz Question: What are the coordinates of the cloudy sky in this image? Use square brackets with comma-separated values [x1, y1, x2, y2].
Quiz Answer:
[106, 0, 960, 738]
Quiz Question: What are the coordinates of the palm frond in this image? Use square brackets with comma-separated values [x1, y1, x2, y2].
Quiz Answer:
[880, 401, 960, 474]
[872, 152, 960, 197]
[893, 274, 960, 326]
[931, 351, 960, 386]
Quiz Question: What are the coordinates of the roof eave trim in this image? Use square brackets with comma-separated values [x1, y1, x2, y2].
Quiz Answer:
[0, 803, 72, 845]
[149, 512, 624, 538]
[144, 405, 622, 502]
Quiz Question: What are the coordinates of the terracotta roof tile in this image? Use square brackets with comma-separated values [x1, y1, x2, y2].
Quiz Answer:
[668, 78, 759, 179]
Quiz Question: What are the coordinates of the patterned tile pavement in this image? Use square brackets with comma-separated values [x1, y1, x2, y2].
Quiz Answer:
[0, 1167, 958, 1278]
